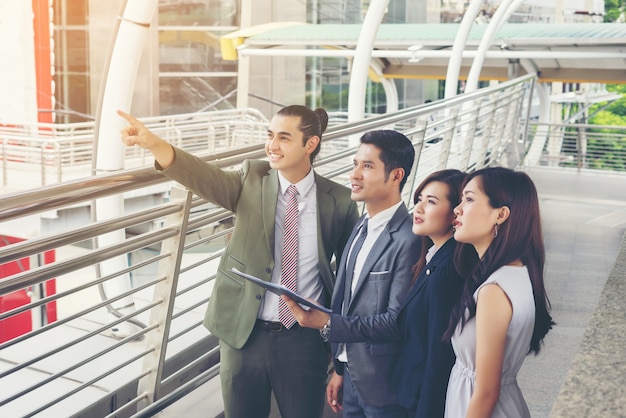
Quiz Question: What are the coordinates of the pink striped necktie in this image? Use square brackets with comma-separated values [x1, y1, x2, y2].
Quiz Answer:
[278, 185, 299, 328]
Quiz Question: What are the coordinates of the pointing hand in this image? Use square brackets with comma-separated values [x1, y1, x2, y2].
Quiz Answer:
[117, 110, 160, 149]
[117, 110, 175, 168]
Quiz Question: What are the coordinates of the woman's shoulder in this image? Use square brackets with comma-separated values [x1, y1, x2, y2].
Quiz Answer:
[478, 265, 532, 300]
[490, 264, 529, 280]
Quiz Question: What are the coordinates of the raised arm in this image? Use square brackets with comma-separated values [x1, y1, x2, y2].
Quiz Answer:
[117, 110, 175, 169]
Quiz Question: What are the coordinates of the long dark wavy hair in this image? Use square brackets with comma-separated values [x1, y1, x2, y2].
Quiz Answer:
[443, 167, 554, 354]
[411, 169, 465, 283]
[276, 105, 329, 162]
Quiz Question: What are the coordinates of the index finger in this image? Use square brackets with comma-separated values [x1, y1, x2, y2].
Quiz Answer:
[117, 109, 139, 125]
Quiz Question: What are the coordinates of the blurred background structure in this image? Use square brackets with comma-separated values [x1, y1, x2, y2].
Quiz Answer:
[0, 1, 624, 417]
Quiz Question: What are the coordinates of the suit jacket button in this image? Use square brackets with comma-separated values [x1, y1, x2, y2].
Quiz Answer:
[426, 268, 431, 275]
[265, 268, 271, 274]
[256, 294, 262, 300]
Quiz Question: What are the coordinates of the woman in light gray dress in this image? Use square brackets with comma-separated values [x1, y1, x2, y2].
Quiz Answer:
[443, 167, 554, 417]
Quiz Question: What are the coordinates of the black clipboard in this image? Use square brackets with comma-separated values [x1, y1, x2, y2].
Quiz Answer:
[231, 267, 332, 314]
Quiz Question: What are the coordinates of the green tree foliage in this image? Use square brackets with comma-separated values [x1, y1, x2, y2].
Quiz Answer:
[603, 84, 626, 117]
[578, 0, 626, 170]
[586, 84, 626, 171]
[604, 0, 626, 22]
[589, 84, 626, 125]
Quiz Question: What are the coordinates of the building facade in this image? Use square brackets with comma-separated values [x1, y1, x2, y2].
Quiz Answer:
[1, 0, 606, 124]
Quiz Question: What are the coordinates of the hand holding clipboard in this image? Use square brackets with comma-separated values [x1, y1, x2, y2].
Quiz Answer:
[230, 267, 332, 314]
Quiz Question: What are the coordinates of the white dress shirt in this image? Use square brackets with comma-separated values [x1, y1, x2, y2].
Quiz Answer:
[258, 169, 322, 322]
[337, 201, 403, 362]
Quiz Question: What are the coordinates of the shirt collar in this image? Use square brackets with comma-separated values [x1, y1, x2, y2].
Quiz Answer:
[425, 244, 438, 264]
[278, 168, 315, 196]
[364, 200, 403, 231]
[426, 236, 454, 264]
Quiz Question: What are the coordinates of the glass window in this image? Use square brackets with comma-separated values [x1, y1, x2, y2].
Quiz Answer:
[54, 0, 88, 25]
[158, 30, 236, 73]
[53, 73, 89, 123]
[159, 76, 237, 115]
[61, 30, 89, 72]
[158, 0, 238, 26]
[53, 0, 90, 123]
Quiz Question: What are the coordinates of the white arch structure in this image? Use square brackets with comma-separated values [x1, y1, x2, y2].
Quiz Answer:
[94, 0, 158, 336]
[93, 0, 613, 315]
[347, 0, 391, 124]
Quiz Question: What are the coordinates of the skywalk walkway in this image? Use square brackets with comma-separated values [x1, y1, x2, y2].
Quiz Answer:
[158, 167, 626, 418]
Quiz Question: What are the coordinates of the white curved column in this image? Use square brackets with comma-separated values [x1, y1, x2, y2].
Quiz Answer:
[465, 0, 523, 93]
[347, 0, 390, 129]
[370, 58, 398, 113]
[443, 0, 482, 99]
[520, 59, 551, 167]
[93, 0, 158, 337]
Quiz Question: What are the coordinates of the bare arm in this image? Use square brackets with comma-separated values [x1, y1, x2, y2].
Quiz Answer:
[466, 283, 512, 418]
[117, 110, 175, 168]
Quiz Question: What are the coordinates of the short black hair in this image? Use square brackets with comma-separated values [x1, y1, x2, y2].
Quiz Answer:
[359, 130, 415, 191]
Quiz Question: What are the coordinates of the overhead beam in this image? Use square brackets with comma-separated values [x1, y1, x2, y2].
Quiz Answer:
[382, 65, 626, 84]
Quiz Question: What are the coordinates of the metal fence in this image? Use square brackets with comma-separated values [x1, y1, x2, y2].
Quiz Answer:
[0, 108, 269, 191]
[525, 122, 626, 172]
[0, 75, 537, 417]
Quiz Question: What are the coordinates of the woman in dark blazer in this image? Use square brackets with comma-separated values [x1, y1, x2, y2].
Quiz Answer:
[396, 169, 465, 418]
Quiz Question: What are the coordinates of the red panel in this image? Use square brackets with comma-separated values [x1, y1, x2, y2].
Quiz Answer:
[0, 235, 56, 342]
[0, 291, 32, 343]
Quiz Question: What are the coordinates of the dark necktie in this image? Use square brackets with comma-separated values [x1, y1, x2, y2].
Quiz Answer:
[343, 218, 368, 312]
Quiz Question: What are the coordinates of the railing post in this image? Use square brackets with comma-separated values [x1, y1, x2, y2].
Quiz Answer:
[577, 125, 585, 171]
[136, 185, 193, 410]
[1, 139, 6, 187]
[451, 100, 480, 171]
[403, 120, 428, 207]
[469, 98, 495, 171]
[501, 86, 525, 168]
[55, 142, 62, 183]
[40, 145, 45, 186]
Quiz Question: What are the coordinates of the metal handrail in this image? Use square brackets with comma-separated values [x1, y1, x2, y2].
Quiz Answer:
[525, 121, 626, 171]
[0, 75, 538, 417]
[0, 108, 270, 189]
[0, 74, 535, 222]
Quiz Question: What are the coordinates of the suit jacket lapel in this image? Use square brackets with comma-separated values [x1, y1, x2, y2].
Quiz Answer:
[262, 169, 279, 259]
[402, 237, 456, 309]
[315, 172, 344, 294]
[348, 205, 409, 312]
[332, 215, 363, 314]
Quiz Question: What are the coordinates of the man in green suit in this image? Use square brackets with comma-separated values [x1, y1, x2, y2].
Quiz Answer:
[119, 105, 359, 418]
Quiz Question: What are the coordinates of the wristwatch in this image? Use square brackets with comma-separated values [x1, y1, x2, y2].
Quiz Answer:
[320, 317, 331, 342]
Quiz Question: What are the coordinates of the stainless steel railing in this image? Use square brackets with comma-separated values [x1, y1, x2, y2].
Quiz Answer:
[0, 108, 269, 191]
[524, 122, 626, 172]
[0, 75, 537, 417]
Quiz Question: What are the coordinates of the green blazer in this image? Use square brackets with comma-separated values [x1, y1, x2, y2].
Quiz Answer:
[161, 147, 359, 349]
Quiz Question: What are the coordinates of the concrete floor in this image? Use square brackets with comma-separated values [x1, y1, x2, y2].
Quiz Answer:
[158, 167, 626, 418]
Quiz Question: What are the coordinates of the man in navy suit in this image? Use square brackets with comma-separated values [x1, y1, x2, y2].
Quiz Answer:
[284, 130, 421, 417]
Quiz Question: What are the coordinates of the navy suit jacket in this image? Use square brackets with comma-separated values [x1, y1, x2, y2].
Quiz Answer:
[395, 237, 464, 417]
[328, 205, 421, 407]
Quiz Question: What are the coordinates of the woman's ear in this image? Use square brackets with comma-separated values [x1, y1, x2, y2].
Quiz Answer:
[497, 206, 511, 223]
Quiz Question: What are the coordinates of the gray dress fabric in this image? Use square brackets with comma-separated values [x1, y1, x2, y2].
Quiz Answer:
[444, 265, 535, 418]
